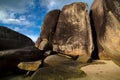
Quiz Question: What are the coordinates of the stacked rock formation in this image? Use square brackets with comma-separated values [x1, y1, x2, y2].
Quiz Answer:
[36, 2, 94, 63]
[36, 0, 120, 66]
[1, 1, 120, 80]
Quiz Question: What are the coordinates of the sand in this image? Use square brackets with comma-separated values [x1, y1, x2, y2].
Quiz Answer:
[79, 60, 120, 80]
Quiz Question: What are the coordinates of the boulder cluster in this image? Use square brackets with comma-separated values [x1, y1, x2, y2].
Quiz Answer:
[0, 0, 120, 80]
[36, 2, 93, 63]
[36, 0, 120, 66]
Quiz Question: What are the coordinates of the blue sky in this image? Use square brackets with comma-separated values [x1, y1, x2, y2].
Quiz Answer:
[0, 0, 94, 42]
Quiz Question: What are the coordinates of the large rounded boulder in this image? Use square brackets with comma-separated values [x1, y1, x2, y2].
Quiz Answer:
[90, 0, 120, 66]
[53, 2, 94, 63]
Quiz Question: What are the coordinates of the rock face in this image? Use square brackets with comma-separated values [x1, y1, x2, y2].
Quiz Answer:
[35, 10, 60, 51]
[53, 2, 94, 62]
[0, 26, 34, 51]
[90, 0, 107, 59]
[90, 0, 120, 66]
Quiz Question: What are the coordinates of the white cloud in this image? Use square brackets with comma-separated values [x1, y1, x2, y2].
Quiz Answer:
[0, 11, 7, 20]
[0, 0, 40, 42]
[40, 0, 94, 11]
[0, 10, 33, 26]
[0, 0, 35, 13]
[9, 13, 16, 19]
[6, 18, 21, 24]
[13, 27, 27, 33]
[13, 27, 21, 31]
[0, 0, 35, 26]
[19, 16, 26, 20]
[49, 0, 56, 9]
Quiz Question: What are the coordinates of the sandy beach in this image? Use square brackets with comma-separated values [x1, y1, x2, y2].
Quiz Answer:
[80, 60, 120, 80]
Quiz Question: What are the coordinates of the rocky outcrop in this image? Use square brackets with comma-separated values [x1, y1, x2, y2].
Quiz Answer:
[31, 66, 86, 80]
[0, 46, 43, 70]
[1, 1, 120, 79]
[31, 55, 86, 80]
[44, 54, 80, 67]
[36, 2, 94, 63]
[53, 2, 94, 62]
[36, 0, 120, 66]
[35, 10, 60, 52]
[90, 0, 120, 66]
[0, 26, 34, 51]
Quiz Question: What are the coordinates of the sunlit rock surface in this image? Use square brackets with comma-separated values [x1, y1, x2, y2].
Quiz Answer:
[53, 2, 94, 63]
[90, 0, 120, 66]
[17, 60, 41, 71]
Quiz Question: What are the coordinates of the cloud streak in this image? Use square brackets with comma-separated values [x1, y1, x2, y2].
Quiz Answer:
[40, 0, 94, 11]
[0, 0, 35, 13]
[0, 11, 33, 26]
[0, 0, 35, 26]
[0, 0, 42, 42]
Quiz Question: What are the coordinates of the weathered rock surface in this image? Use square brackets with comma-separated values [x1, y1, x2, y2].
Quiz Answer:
[53, 2, 94, 62]
[31, 66, 86, 80]
[31, 55, 86, 80]
[35, 10, 60, 51]
[90, 0, 120, 66]
[90, 0, 110, 60]
[0, 46, 43, 70]
[44, 54, 80, 67]
[17, 60, 41, 71]
[0, 26, 34, 51]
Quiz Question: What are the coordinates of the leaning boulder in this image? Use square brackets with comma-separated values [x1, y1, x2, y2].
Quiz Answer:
[0, 26, 34, 51]
[53, 2, 94, 62]
[35, 10, 60, 51]
[90, 0, 120, 66]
